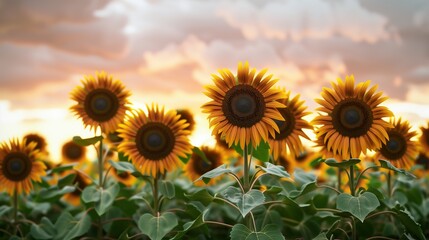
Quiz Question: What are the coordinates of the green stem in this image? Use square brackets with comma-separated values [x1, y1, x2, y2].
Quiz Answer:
[98, 139, 104, 187]
[349, 165, 355, 196]
[13, 187, 18, 224]
[153, 172, 159, 213]
[337, 168, 342, 192]
[351, 217, 357, 240]
[243, 146, 249, 191]
[387, 171, 392, 197]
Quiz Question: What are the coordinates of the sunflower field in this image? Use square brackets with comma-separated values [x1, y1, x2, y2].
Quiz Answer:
[0, 63, 428, 240]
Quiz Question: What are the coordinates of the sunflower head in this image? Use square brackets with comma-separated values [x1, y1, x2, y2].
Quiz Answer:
[202, 62, 286, 150]
[70, 71, 132, 133]
[63, 170, 91, 206]
[112, 168, 136, 187]
[312, 75, 393, 160]
[419, 122, 429, 153]
[0, 139, 46, 195]
[118, 104, 193, 177]
[185, 146, 224, 185]
[61, 140, 87, 164]
[277, 154, 296, 175]
[23, 133, 48, 154]
[268, 90, 312, 160]
[375, 118, 419, 169]
[176, 109, 196, 133]
[288, 148, 322, 170]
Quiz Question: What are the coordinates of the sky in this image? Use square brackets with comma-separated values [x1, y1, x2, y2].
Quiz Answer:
[1, 0, 429, 161]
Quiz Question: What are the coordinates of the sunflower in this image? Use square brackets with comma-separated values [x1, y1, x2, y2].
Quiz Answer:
[312, 75, 393, 160]
[70, 71, 131, 133]
[104, 131, 124, 148]
[63, 170, 91, 206]
[0, 139, 46, 195]
[202, 62, 286, 150]
[276, 153, 296, 175]
[374, 118, 419, 169]
[177, 109, 196, 133]
[61, 140, 87, 164]
[419, 122, 429, 153]
[268, 90, 312, 160]
[185, 146, 224, 185]
[118, 104, 193, 176]
[23, 133, 48, 155]
[287, 148, 322, 171]
[414, 152, 429, 178]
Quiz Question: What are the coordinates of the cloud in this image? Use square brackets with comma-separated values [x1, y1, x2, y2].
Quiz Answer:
[217, 0, 392, 43]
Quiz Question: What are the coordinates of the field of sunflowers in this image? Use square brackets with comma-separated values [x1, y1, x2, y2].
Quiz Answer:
[0, 62, 428, 240]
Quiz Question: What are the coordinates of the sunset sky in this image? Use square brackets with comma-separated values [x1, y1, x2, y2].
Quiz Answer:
[1, 0, 429, 161]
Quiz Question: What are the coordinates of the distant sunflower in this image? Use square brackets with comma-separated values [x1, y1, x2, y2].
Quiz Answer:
[104, 131, 124, 147]
[23, 133, 48, 154]
[70, 71, 131, 133]
[118, 104, 193, 176]
[112, 168, 136, 187]
[312, 75, 393, 160]
[202, 62, 286, 150]
[185, 146, 224, 185]
[419, 122, 429, 153]
[288, 148, 322, 171]
[268, 90, 312, 160]
[177, 109, 196, 133]
[63, 170, 91, 206]
[414, 152, 429, 178]
[374, 118, 418, 169]
[61, 141, 87, 164]
[276, 153, 296, 175]
[0, 139, 46, 195]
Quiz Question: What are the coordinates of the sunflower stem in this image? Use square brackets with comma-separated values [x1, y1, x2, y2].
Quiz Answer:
[243, 145, 249, 192]
[13, 187, 18, 224]
[97, 134, 104, 240]
[349, 165, 355, 196]
[337, 168, 342, 192]
[153, 172, 159, 213]
[387, 171, 392, 197]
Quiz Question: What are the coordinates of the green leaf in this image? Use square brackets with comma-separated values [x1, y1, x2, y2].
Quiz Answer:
[0, 205, 11, 217]
[222, 186, 265, 217]
[95, 183, 120, 216]
[58, 173, 76, 188]
[185, 189, 214, 206]
[195, 164, 232, 184]
[288, 182, 317, 199]
[232, 141, 270, 162]
[159, 180, 175, 199]
[39, 186, 76, 201]
[293, 168, 317, 186]
[138, 212, 178, 240]
[230, 224, 285, 240]
[63, 214, 92, 240]
[312, 232, 329, 240]
[379, 160, 416, 178]
[257, 162, 290, 178]
[394, 208, 425, 240]
[72, 135, 103, 146]
[108, 160, 136, 172]
[81, 185, 100, 203]
[336, 192, 380, 222]
[324, 158, 361, 168]
[55, 212, 75, 240]
[46, 163, 76, 175]
[31, 221, 54, 239]
[171, 210, 207, 240]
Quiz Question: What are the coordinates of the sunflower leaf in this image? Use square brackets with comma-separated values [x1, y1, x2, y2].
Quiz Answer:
[393, 207, 425, 240]
[138, 212, 178, 240]
[185, 189, 214, 206]
[324, 158, 361, 168]
[95, 183, 120, 216]
[195, 164, 232, 184]
[0, 205, 11, 218]
[171, 210, 207, 240]
[336, 192, 380, 222]
[379, 160, 416, 178]
[230, 224, 285, 240]
[46, 163, 76, 175]
[72, 135, 103, 146]
[256, 162, 290, 178]
[232, 141, 270, 162]
[222, 186, 265, 217]
[159, 180, 175, 199]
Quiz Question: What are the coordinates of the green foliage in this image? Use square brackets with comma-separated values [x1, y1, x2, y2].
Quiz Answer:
[336, 192, 380, 222]
[232, 141, 270, 162]
[72, 135, 103, 146]
[222, 186, 265, 217]
[82, 183, 120, 216]
[379, 160, 416, 178]
[138, 212, 179, 240]
[196, 164, 232, 184]
[256, 162, 290, 178]
[230, 224, 285, 240]
[324, 158, 361, 168]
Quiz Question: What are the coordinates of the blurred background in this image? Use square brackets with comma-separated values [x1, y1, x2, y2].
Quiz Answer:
[0, 0, 428, 161]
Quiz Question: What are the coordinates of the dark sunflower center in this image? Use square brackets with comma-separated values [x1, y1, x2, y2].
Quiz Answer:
[71, 174, 88, 196]
[379, 131, 407, 161]
[25, 136, 44, 150]
[192, 151, 219, 175]
[277, 156, 292, 173]
[423, 131, 429, 146]
[1, 152, 32, 181]
[331, 99, 373, 137]
[64, 143, 84, 161]
[416, 153, 429, 170]
[223, 85, 265, 128]
[273, 108, 295, 140]
[295, 151, 307, 163]
[135, 122, 175, 160]
[107, 131, 124, 143]
[84, 88, 120, 122]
